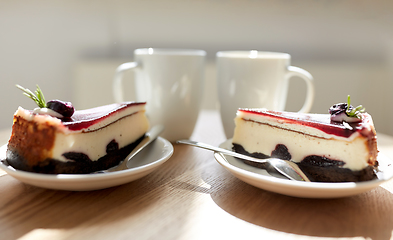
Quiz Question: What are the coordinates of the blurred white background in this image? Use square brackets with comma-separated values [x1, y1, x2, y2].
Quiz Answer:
[1, 0, 393, 135]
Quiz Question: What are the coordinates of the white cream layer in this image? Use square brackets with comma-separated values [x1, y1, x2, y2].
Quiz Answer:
[237, 109, 373, 142]
[232, 111, 371, 171]
[15, 105, 149, 162]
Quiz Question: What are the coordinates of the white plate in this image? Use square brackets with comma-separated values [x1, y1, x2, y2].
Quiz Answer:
[0, 137, 173, 191]
[214, 139, 393, 198]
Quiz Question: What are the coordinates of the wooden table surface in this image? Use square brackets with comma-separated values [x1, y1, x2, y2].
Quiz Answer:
[1, 110, 393, 240]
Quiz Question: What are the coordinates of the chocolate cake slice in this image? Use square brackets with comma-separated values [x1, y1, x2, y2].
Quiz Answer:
[232, 98, 378, 182]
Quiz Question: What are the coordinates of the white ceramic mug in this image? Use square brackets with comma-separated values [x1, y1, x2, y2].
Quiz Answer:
[216, 51, 315, 139]
[113, 48, 206, 142]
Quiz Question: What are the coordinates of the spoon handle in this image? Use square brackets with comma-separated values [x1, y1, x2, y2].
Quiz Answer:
[105, 125, 164, 172]
[176, 139, 269, 164]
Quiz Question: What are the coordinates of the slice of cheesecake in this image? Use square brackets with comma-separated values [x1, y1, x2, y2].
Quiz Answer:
[232, 104, 378, 182]
[7, 102, 149, 174]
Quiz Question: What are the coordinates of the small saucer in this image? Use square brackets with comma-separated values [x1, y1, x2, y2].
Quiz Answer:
[214, 139, 393, 198]
[0, 137, 173, 191]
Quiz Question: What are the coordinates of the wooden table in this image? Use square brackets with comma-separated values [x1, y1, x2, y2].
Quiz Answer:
[1, 110, 393, 240]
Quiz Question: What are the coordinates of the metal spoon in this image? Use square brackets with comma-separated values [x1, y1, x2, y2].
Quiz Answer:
[176, 139, 310, 182]
[95, 125, 164, 173]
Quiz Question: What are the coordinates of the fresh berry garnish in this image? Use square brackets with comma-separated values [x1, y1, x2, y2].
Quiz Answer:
[329, 103, 348, 116]
[16, 84, 75, 119]
[330, 96, 365, 123]
[47, 100, 75, 118]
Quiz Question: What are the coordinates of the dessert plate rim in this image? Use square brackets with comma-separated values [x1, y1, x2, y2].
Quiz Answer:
[214, 139, 393, 198]
[0, 137, 174, 191]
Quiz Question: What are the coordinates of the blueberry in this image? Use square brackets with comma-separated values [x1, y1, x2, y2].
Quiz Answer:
[47, 100, 75, 118]
[329, 103, 348, 116]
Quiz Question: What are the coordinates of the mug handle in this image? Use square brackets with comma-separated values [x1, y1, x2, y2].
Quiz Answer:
[286, 66, 315, 113]
[113, 62, 139, 103]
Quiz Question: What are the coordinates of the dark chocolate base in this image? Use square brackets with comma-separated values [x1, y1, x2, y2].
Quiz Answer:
[6, 135, 145, 174]
[233, 143, 377, 182]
